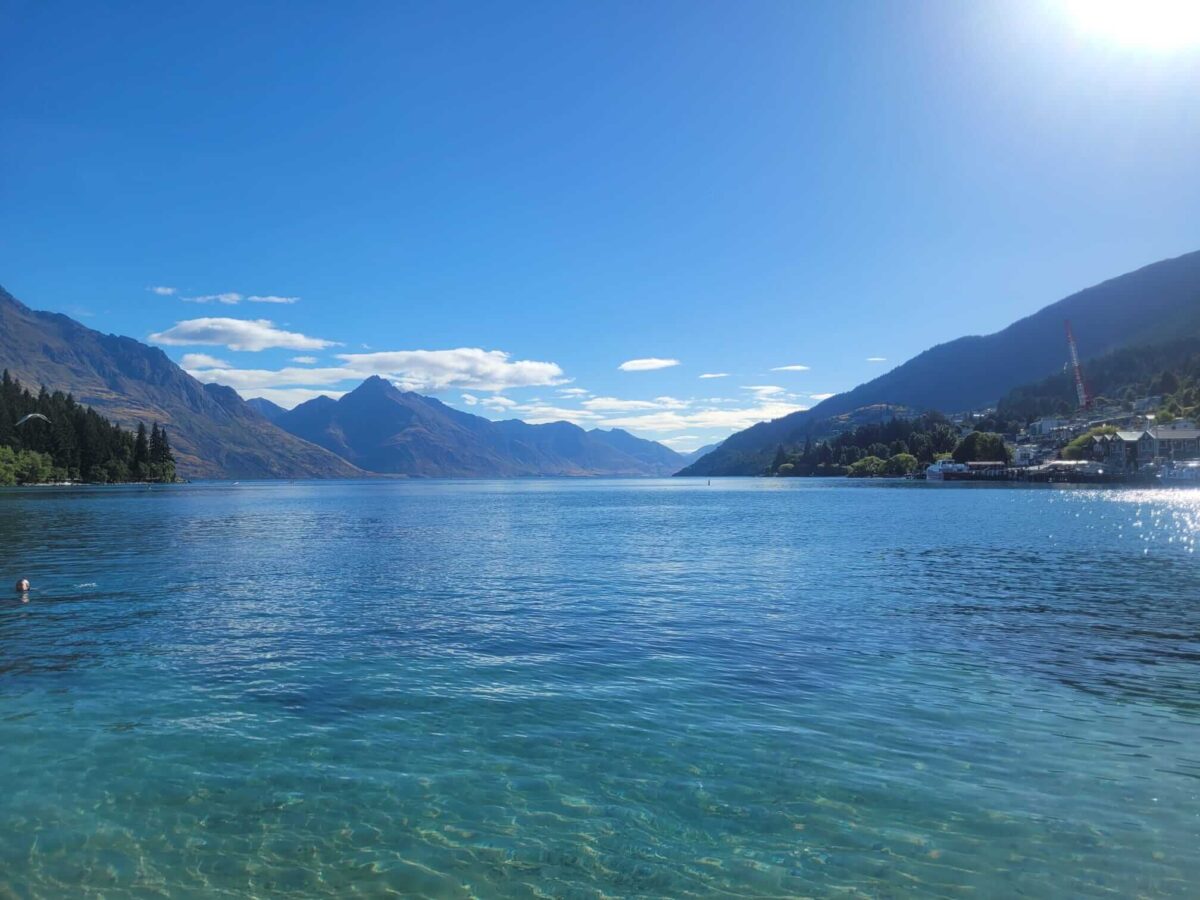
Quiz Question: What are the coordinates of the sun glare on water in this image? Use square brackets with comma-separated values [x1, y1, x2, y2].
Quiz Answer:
[1060, 0, 1200, 51]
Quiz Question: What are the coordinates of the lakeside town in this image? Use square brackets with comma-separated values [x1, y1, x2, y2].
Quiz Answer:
[925, 406, 1200, 484]
[756, 320, 1200, 486]
[763, 392, 1200, 486]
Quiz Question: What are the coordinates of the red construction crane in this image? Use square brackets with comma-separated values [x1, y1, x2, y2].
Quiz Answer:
[1065, 319, 1091, 410]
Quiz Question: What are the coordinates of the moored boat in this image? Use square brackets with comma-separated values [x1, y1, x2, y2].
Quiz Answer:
[925, 459, 971, 481]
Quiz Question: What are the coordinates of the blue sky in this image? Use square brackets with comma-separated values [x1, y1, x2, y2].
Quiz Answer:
[2, 1, 1199, 450]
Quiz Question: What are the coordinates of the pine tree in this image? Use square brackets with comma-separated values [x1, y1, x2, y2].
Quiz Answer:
[52, 413, 78, 477]
[158, 426, 176, 482]
[133, 422, 149, 477]
[146, 423, 176, 482]
[771, 444, 788, 471]
[0, 392, 12, 448]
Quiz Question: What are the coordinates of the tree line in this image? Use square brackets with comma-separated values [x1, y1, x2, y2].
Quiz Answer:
[767, 411, 1011, 478]
[0, 370, 176, 485]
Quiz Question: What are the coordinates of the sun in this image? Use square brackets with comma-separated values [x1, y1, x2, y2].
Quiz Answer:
[1060, 0, 1200, 51]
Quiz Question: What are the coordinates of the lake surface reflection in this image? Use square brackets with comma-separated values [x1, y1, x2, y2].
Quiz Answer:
[1, 479, 1198, 897]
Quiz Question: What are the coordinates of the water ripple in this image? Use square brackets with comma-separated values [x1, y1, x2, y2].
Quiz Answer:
[1, 479, 1199, 897]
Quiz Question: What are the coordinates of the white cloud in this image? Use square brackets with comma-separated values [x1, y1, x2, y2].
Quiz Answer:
[597, 398, 806, 435]
[179, 353, 232, 369]
[181, 345, 568, 405]
[490, 389, 805, 443]
[335, 348, 566, 392]
[658, 436, 703, 450]
[247, 388, 345, 409]
[654, 396, 690, 408]
[290, 356, 318, 364]
[579, 396, 691, 412]
[618, 357, 679, 372]
[743, 385, 787, 398]
[183, 365, 360, 390]
[176, 291, 299, 305]
[183, 292, 244, 305]
[511, 403, 601, 425]
[558, 387, 590, 397]
[483, 396, 518, 410]
[148, 285, 177, 296]
[735, 384, 808, 406]
[771, 364, 810, 372]
[151, 318, 338, 351]
[867, 356, 887, 362]
[810, 392, 836, 401]
[699, 373, 729, 379]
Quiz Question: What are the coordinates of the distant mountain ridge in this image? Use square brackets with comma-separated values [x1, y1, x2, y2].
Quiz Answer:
[681, 442, 721, 464]
[0, 286, 360, 479]
[246, 397, 288, 422]
[273, 376, 686, 477]
[682, 249, 1200, 475]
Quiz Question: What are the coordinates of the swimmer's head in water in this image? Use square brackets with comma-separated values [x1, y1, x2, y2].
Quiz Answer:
[15, 579, 30, 592]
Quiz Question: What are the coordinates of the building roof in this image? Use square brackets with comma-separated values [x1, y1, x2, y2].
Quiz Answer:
[1152, 428, 1200, 440]
[1115, 431, 1149, 442]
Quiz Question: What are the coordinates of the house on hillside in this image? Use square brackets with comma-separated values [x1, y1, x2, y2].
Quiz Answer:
[1012, 444, 1054, 467]
[1133, 395, 1162, 413]
[1028, 417, 1068, 437]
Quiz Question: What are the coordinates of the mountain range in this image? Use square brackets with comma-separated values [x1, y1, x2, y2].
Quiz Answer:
[682, 249, 1200, 475]
[0, 287, 359, 479]
[0, 286, 685, 479]
[272, 376, 685, 477]
[7, 247, 1200, 481]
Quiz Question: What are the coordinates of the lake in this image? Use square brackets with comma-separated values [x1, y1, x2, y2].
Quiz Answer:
[1, 478, 1198, 897]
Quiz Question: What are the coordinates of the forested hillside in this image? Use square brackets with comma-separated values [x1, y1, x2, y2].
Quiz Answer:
[998, 337, 1200, 423]
[762, 412, 1011, 478]
[0, 371, 175, 484]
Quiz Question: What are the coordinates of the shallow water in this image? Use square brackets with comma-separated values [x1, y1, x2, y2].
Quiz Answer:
[1, 478, 1198, 897]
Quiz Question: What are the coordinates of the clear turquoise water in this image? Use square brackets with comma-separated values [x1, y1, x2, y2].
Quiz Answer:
[1, 479, 1199, 898]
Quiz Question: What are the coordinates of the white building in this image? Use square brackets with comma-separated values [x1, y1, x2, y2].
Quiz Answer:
[1027, 418, 1068, 437]
[1012, 445, 1050, 467]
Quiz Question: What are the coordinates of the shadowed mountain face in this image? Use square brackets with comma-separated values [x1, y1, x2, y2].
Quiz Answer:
[274, 376, 686, 477]
[245, 397, 287, 422]
[0, 287, 361, 479]
[682, 249, 1200, 475]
